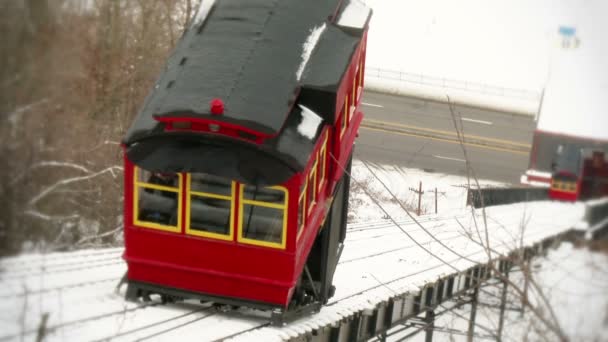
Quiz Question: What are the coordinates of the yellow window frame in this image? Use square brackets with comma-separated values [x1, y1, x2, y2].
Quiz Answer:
[551, 180, 577, 193]
[307, 159, 318, 215]
[352, 76, 357, 108]
[359, 58, 364, 86]
[237, 185, 288, 249]
[133, 167, 183, 233]
[340, 94, 349, 138]
[185, 174, 236, 241]
[297, 181, 307, 241]
[319, 132, 328, 189]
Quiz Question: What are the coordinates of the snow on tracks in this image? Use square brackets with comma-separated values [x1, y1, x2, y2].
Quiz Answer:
[0, 201, 586, 341]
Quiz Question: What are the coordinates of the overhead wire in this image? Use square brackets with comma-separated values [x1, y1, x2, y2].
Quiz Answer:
[0, 248, 123, 267]
[329, 152, 461, 272]
[210, 322, 271, 342]
[358, 159, 484, 265]
[1, 255, 122, 278]
[1, 260, 124, 280]
[89, 308, 212, 342]
[0, 277, 121, 299]
[340, 231, 464, 264]
[135, 312, 217, 342]
[0, 300, 164, 341]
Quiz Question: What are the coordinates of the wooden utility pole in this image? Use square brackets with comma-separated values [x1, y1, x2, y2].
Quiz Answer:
[434, 188, 438, 214]
[409, 181, 424, 216]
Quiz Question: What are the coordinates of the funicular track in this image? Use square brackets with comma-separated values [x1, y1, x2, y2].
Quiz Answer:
[221, 230, 577, 342]
[0, 201, 586, 342]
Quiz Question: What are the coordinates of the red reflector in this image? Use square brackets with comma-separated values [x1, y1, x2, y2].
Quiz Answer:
[210, 99, 224, 115]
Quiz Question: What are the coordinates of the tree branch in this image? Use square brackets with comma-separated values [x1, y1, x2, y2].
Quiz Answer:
[28, 166, 122, 206]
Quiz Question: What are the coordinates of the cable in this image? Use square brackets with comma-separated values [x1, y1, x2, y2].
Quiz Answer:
[329, 227, 552, 305]
[1, 260, 124, 280]
[89, 308, 211, 342]
[0, 277, 121, 299]
[1, 255, 121, 278]
[346, 222, 451, 243]
[359, 159, 483, 266]
[210, 322, 271, 342]
[340, 231, 464, 264]
[330, 152, 460, 272]
[347, 216, 458, 234]
[0, 301, 163, 342]
[0, 248, 123, 267]
[347, 222, 453, 243]
[135, 312, 216, 341]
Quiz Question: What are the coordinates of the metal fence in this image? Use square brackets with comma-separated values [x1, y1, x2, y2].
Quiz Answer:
[585, 198, 608, 239]
[467, 187, 549, 208]
[365, 66, 541, 101]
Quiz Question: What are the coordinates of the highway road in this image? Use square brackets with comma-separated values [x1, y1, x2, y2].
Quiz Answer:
[355, 91, 536, 184]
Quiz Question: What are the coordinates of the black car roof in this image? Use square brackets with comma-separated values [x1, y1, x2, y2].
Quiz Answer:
[125, 0, 346, 143]
[123, 0, 372, 185]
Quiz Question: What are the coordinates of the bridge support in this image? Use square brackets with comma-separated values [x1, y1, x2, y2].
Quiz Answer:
[467, 287, 479, 342]
[497, 267, 510, 342]
[424, 309, 435, 342]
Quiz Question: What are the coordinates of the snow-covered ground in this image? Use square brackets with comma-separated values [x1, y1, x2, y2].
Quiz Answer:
[362, 0, 608, 114]
[0, 162, 597, 342]
[349, 160, 504, 223]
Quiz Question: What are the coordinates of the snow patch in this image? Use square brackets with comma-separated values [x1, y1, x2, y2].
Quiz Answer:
[337, 0, 371, 29]
[296, 23, 327, 81]
[348, 161, 505, 223]
[297, 105, 323, 139]
[192, 0, 216, 27]
[0, 162, 594, 342]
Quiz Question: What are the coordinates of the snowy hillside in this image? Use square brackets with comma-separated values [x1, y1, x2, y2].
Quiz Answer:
[0, 164, 591, 342]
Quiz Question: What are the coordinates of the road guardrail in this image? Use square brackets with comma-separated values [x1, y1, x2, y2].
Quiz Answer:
[584, 198, 608, 240]
[365, 66, 541, 101]
[467, 187, 549, 209]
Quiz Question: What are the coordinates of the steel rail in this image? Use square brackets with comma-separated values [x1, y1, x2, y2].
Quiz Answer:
[0, 277, 121, 299]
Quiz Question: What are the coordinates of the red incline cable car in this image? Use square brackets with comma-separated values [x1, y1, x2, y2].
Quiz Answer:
[548, 147, 608, 201]
[121, 0, 372, 323]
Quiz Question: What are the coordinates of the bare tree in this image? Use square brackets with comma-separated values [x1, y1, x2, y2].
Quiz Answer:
[0, 0, 196, 256]
[445, 98, 570, 342]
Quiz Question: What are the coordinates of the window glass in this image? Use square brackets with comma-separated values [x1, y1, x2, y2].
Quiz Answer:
[239, 185, 288, 248]
[319, 134, 328, 187]
[134, 168, 181, 232]
[138, 190, 179, 226]
[359, 58, 364, 85]
[189, 192, 232, 235]
[190, 173, 232, 196]
[187, 173, 234, 239]
[307, 161, 318, 214]
[352, 76, 357, 105]
[307, 181, 315, 213]
[139, 169, 179, 188]
[552, 145, 582, 176]
[243, 186, 285, 204]
[241, 205, 284, 244]
[298, 182, 307, 238]
[341, 95, 348, 136]
[345, 94, 350, 123]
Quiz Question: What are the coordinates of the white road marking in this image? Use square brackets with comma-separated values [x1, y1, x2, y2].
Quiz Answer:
[362, 102, 384, 108]
[461, 117, 493, 125]
[433, 155, 466, 163]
